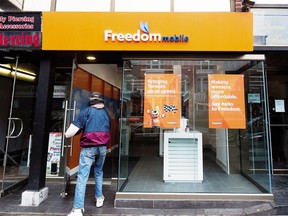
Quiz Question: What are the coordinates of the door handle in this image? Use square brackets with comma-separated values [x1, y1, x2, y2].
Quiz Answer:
[7, 117, 23, 139]
[61, 100, 77, 157]
[70, 101, 77, 156]
[8, 119, 16, 137]
[61, 100, 68, 157]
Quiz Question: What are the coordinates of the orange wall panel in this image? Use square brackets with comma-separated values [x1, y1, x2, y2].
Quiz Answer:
[73, 68, 91, 90]
[104, 82, 112, 98]
[91, 76, 104, 94]
[113, 87, 120, 100]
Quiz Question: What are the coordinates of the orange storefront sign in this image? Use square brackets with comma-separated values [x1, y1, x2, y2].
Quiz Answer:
[42, 12, 253, 51]
[144, 74, 181, 128]
[208, 74, 246, 129]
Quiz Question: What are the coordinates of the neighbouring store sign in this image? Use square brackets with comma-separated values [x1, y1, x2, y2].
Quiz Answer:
[248, 93, 260, 103]
[144, 73, 181, 128]
[208, 74, 246, 129]
[53, 85, 66, 98]
[0, 12, 41, 49]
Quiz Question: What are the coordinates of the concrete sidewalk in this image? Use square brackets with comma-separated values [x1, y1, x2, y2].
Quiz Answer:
[0, 175, 287, 216]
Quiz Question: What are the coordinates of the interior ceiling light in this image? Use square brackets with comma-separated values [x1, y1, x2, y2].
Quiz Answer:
[3, 56, 15, 60]
[87, 56, 96, 61]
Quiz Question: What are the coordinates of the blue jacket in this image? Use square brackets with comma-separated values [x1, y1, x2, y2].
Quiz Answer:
[73, 105, 110, 147]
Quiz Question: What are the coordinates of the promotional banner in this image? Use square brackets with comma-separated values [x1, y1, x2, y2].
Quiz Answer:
[46, 132, 62, 175]
[208, 74, 246, 129]
[144, 74, 181, 128]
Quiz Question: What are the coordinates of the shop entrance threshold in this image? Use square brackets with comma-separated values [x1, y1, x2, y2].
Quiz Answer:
[114, 192, 274, 209]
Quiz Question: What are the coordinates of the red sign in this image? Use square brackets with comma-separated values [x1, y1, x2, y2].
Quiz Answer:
[0, 32, 40, 48]
[0, 12, 41, 49]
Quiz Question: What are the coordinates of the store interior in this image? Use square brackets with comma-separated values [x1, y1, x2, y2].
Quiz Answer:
[118, 59, 271, 194]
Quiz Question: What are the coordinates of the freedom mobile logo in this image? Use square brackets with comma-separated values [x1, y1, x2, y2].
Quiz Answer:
[104, 21, 189, 43]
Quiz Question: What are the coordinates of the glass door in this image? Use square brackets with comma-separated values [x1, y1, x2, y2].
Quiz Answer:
[51, 58, 76, 197]
[60, 59, 79, 196]
[0, 56, 37, 197]
[267, 70, 288, 174]
[58, 58, 121, 196]
[118, 61, 131, 190]
[239, 62, 271, 192]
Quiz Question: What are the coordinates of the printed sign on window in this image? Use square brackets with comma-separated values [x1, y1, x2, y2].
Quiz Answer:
[208, 74, 246, 129]
[144, 74, 181, 128]
[275, 99, 285, 113]
[46, 132, 62, 175]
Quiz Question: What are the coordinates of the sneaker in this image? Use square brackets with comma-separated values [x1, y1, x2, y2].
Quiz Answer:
[96, 196, 105, 208]
[67, 208, 84, 216]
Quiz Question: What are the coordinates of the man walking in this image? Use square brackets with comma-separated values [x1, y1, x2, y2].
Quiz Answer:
[65, 92, 110, 216]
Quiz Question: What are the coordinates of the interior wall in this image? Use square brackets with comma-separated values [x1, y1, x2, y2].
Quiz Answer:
[79, 64, 121, 89]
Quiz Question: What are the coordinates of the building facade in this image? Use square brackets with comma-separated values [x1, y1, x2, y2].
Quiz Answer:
[0, 0, 288, 208]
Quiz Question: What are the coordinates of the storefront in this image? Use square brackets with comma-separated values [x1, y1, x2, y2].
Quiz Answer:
[115, 56, 274, 207]
[0, 11, 273, 205]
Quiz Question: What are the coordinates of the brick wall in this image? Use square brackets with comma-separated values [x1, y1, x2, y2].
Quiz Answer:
[235, 0, 243, 12]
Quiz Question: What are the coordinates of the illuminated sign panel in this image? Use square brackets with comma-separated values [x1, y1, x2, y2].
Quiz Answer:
[42, 12, 253, 51]
[0, 12, 42, 49]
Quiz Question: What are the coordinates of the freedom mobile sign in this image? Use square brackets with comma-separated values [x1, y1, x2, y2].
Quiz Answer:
[208, 74, 246, 129]
[0, 12, 41, 50]
[42, 12, 253, 51]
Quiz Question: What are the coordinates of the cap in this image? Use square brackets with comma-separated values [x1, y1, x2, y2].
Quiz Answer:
[90, 92, 103, 102]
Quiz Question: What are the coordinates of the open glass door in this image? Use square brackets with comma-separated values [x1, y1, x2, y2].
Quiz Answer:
[0, 56, 37, 197]
[59, 58, 121, 196]
[55, 58, 77, 197]
[46, 57, 77, 197]
[60, 65, 82, 196]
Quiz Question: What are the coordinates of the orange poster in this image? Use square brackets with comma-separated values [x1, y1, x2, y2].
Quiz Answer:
[144, 74, 181, 128]
[208, 74, 246, 129]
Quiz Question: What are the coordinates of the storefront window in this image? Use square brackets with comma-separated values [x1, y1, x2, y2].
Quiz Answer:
[118, 59, 272, 194]
[115, 0, 170, 12]
[253, 8, 288, 45]
[174, 0, 230, 12]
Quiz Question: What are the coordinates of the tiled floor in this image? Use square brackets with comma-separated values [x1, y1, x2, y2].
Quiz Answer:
[1, 175, 288, 215]
[123, 140, 262, 194]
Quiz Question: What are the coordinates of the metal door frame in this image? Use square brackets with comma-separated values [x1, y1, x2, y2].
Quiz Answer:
[0, 56, 27, 197]
[60, 57, 78, 197]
